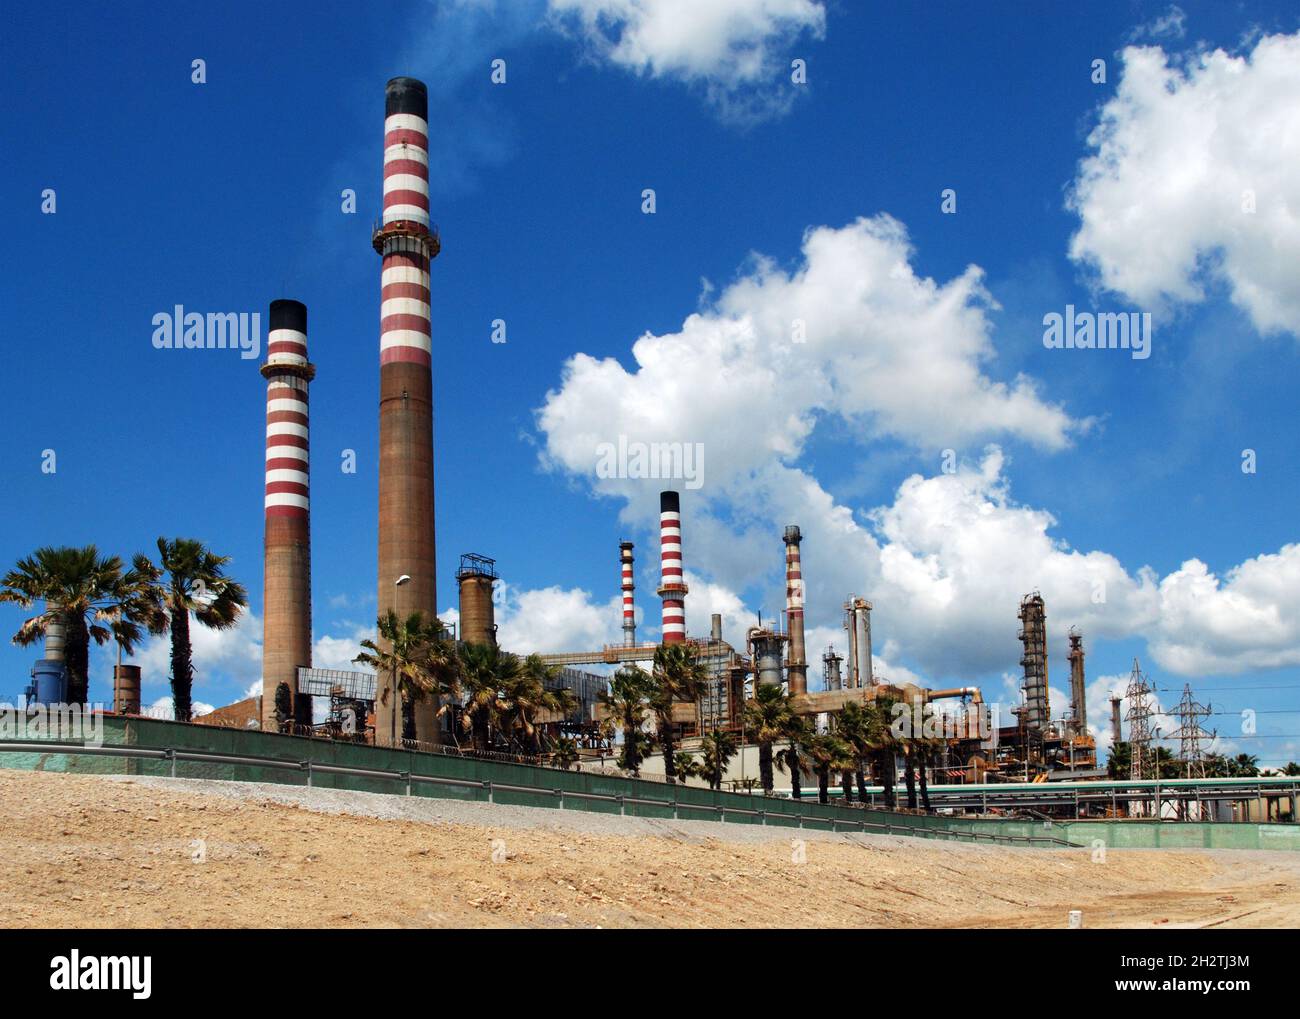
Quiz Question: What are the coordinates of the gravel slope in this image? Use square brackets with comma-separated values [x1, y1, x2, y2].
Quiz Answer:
[3, 770, 1297, 929]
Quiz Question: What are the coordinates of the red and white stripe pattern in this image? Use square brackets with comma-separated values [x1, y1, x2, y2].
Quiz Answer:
[380, 236, 431, 366]
[265, 371, 309, 518]
[785, 536, 804, 627]
[659, 491, 686, 644]
[620, 541, 636, 645]
[380, 102, 432, 367]
[383, 110, 429, 228]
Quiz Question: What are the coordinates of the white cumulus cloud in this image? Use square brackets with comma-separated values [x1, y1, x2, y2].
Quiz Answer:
[548, 0, 826, 121]
[1068, 32, 1300, 336]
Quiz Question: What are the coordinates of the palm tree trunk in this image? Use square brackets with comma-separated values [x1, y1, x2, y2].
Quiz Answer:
[790, 752, 802, 799]
[413, 697, 439, 747]
[919, 749, 932, 812]
[759, 741, 774, 794]
[473, 712, 489, 752]
[169, 602, 194, 722]
[878, 750, 897, 809]
[904, 746, 918, 809]
[64, 613, 90, 707]
[661, 720, 677, 783]
[841, 769, 854, 804]
[856, 766, 868, 802]
[817, 767, 829, 804]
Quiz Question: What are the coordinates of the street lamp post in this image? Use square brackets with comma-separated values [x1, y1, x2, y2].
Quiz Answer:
[391, 574, 411, 748]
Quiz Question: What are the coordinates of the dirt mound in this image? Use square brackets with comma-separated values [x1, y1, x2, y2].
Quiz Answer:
[2, 770, 1296, 928]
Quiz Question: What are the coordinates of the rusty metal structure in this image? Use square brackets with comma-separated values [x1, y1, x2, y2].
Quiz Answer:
[112, 664, 141, 715]
[260, 298, 315, 731]
[1017, 592, 1049, 735]
[456, 553, 497, 646]
[822, 646, 843, 691]
[1066, 627, 1087, 736]
[374, 76, 440, 747]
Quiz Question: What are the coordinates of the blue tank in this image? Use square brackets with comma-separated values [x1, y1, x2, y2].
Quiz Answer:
[29, 659, 67, 706]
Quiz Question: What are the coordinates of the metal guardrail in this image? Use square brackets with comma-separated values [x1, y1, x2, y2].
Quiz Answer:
[0, 739, 1080, 848]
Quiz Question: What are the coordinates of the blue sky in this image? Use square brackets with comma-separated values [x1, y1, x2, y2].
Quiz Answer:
[2, 1, 1299, 765]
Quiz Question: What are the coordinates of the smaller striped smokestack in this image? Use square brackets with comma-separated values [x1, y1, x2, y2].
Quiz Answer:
[783, 525, 807, 695]
[619, 541, 636, 646]
[657, 491, 688, 644]
[261, 299, 314, 732]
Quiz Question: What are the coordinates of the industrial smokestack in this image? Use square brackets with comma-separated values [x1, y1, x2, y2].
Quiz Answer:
[710, 613, 722, 642]
[260, 298, 314, 732]
[620, 541, 636, 646]
[1110, 696, 1123, 745]
[1017, 593, 1049, 732]
[374, 77, 439, 747]
[113, 664, 141, 714]
[657, 491, 688, 644]
[1067, 627, 1087, 737]
[456, 553, 497, 646]
[843, 597, 873, 688]
[783, 525, 807, 695]
[44, 614, 66, 662]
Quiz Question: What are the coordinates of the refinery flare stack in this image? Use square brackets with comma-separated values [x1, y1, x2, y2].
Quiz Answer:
[260, 299, 314, 731]
[373, 76, 440, 747]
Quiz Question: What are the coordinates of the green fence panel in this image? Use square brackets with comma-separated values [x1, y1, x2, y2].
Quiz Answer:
[3, 718, 1295, 849]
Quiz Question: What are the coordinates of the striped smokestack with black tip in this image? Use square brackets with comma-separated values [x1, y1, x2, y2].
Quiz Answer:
[656, 491, 688, 644]
[373, 77, 440, 747]
[620, 541, 636, 646]
[260, 299, 314, 731]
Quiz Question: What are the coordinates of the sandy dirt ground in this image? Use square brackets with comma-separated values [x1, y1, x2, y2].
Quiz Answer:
[2, 770, 1297, 929]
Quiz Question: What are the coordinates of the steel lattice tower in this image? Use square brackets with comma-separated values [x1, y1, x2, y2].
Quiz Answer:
[1124, 658, 1156, 781]
[1170, 683, 1215, 779]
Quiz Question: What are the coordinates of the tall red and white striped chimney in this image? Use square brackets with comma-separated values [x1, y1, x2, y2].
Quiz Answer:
[619, 540, 636, 646]
[783, 525, 807, 695]
[657, 491, 688, 644]
[373, 76, 440, 747]
[260, 299, 314, 732]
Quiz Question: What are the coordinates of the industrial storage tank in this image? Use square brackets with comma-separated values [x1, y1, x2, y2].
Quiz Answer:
[457, 553, 498, 645]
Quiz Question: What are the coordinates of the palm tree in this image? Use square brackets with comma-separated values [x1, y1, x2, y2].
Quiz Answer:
[699, 728, 738, 790]
[552, 736, 580, 770]
[599, 665, 654, 776]
[650, 643, 709, 784]
[272, 682, 294, 734]
[672, 750, 701, 783]
[457, 642, 520, 752]
[805, 732, 854, 805]
[1108, 741, 1133, 779]
[777, 714, 812, 799]
[1230, 753, 1260, 778]
[154, 538, 247, 723]
[835, 701, 873, 801]
[868, 697, 900, 809]
[501, 655, 578, 755]
[743, 682, 794, 794]
[1, 545, 166, 706]
[1283, 762, 1300, 777]
[354, 610, 458, 745]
